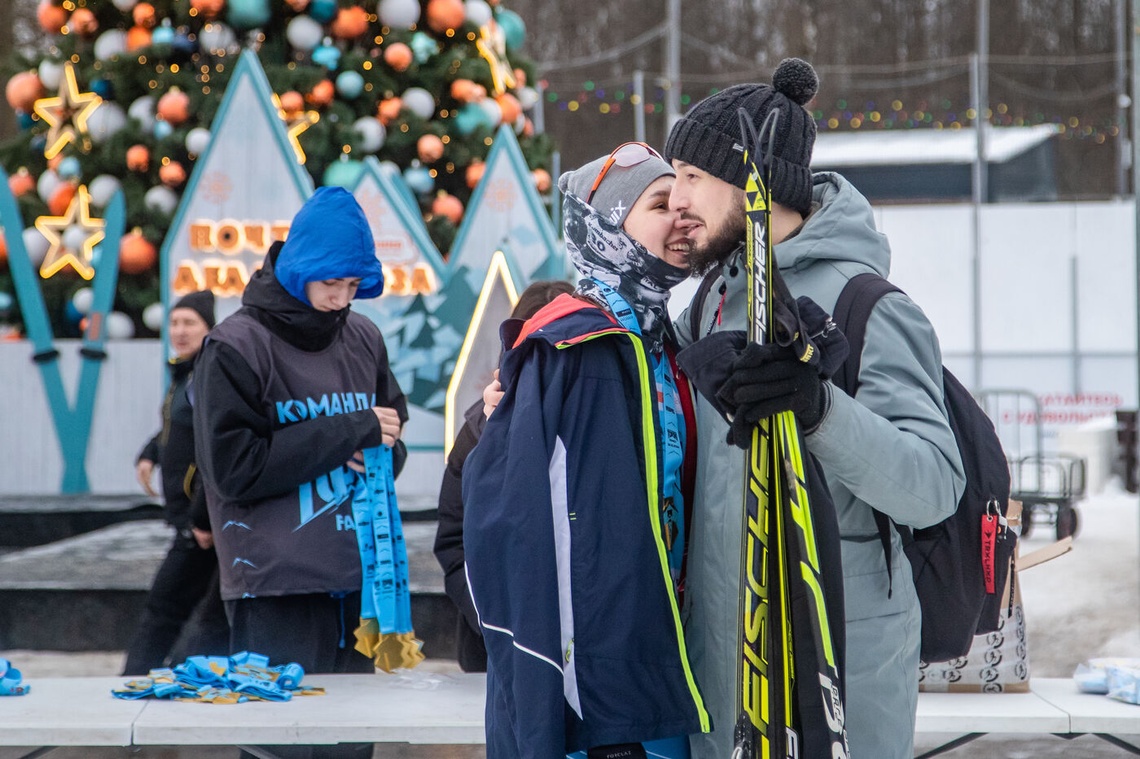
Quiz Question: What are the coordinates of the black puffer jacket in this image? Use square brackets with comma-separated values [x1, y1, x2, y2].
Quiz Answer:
[432, 399, 487, 672]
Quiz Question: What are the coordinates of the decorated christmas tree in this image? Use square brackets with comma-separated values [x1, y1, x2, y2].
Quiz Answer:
[0, 0, 554, 337]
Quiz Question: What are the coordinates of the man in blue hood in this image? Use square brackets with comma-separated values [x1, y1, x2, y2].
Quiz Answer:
[193, 187, 407, 759]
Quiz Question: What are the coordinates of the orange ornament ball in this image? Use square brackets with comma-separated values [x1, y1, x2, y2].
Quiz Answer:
[48, 182, 78, 216]
[521, 117, 535, 137]
[417, 134, 445, 163]
[331, 6, 370, 39]
[126, 25, 153, 51]
[465, 160, 485, 189]
[37, 1, 68, 34]
[450, 79, 485, 104]
[377, 96, 402, 125]
[190, 0, 224, 20]
[307, 80, 335, 107]
[496, 93, 521, 125]
[383, 43, 413, 73]
[286, 0, 310, 10]
[133, 2, 157, 28]
[0, 229, 8, 266]
[5, 71, 44, 113]
[513, 68, 527, 87]
[431, 192, 464, 225]
[126, 144, 150, 172]
[425, 0, 465, 34]
[157, 88, 191, 125]
[8, 168, 36, 198]
[532, 168, 551, 193]
[119, 230, 157, 275]
[279, 90, 304, 114]
[159, 161, 187, 188]
[68, 7, 98, 36]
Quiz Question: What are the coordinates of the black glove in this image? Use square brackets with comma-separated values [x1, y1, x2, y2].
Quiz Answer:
[678, 294, 850, 449]
[718, 342, 830, 447]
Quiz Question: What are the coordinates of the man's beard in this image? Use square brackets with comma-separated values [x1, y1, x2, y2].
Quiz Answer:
[688, 212, 746, 277]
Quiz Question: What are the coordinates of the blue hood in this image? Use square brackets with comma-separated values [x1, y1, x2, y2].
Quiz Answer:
[275, 186, 384, 305]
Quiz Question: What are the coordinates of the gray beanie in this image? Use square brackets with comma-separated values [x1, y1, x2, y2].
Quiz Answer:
[664, 58, 819, 216]
[558, 145, 674, 228]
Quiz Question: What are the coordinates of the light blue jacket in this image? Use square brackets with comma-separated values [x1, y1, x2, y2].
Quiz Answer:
[677, 172, 965, 759]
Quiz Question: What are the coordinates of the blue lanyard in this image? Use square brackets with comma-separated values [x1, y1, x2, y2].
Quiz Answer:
[351, 446, 412, 634]
[591, 280, 686, 584]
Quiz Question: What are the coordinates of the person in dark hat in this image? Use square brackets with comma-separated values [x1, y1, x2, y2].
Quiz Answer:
[124, 288, 229, 675]
[665, 58, 965, 759]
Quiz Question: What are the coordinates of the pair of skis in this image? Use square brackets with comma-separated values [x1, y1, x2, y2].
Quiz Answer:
[731, 109, 849, 759]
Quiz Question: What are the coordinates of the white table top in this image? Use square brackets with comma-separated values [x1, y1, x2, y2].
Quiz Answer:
[130, 672, 487, 746]
[3, 674, 1140, 749]
[1033, 676, 1140, 734]
[914, 684, 1069, 734]
[0, 677, 146, 746]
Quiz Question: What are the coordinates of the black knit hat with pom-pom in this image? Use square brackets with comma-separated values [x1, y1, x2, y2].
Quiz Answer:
[665, 58, 819, 215]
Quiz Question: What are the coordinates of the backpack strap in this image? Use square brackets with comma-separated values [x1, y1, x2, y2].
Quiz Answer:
[688, 267, 724, 345]
[832, 273, 904, 596]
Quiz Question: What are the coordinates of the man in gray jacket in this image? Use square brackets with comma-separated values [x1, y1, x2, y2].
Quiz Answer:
[666, 58, 966, 759]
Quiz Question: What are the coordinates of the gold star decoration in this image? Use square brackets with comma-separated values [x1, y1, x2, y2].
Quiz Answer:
[273, 94, 320, 164]
[35, 185, 104, 280]
[32, 62, 103, 160]
[476, 22, 517, 96]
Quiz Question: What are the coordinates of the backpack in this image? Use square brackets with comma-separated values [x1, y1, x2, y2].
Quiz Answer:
[832, 272, 1016, 663]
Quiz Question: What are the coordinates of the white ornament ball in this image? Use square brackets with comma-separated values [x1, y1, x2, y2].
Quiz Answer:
[142, 302, 165, 332]
[23, 227, 50, 267]
[144, 185, 179, 215]
[286, 15, 323, 51]
[465, 0, 492, 27]
[517, 86, 539, 110]
[401, 87, 435, 120]
[377, 0, 420, 29]
[93, 29, 128, 62]
[106, 311, 135, 340]
[38, 60, 63, 90]
[128, 96, 155, 132]
[88, 175, 122, 207]
[199, 22, 237, 55]
[478, 96, 503, 127]
[87, 102, 127, 144]
[185, 127, 212, 155]
[72, 287, 95, 314]
[37, 170, 61, 203]
[111, 0, 139, 10]
[62, 224, 89, 254]
[352, 117, 386, 152]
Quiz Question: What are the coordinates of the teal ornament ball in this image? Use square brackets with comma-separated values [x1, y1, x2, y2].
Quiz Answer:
[0, 292, 12, 317]
[312, 43, 342, 71]
[335, 70, 365, 99]
[151, 22, 175, 47]
[403, 165, 434, 196]
[454, 102, 487, 135]
[227, 0, 272, 29]
[323, 159, 364, 188]
[153, 119, 174, 140]
[57, 156, 82, 180]
[410, 32, 438, 64]
[308, 0, 338, 23]
[495, 9, 526, 52]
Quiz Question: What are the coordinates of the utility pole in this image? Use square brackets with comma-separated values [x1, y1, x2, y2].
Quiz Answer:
[970, 0, 990, 391]
[664, 0, 681, 131]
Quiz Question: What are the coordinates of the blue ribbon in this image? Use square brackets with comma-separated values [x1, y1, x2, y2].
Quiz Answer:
[351, 446, 413, 634]
[590, 279, 687, 584]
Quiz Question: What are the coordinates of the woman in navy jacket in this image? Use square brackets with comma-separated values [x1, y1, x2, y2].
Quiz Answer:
[463, 144, 709, 758]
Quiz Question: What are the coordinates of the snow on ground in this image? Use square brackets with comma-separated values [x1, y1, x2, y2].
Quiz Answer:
[1019, 481, 1140, 678]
